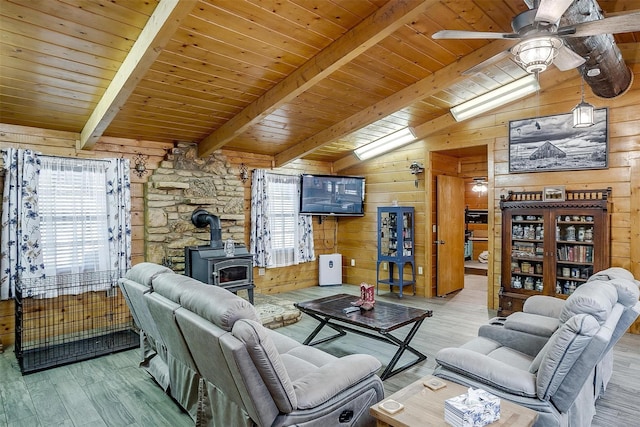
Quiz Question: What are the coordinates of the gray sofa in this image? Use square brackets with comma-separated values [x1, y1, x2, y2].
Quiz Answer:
[118, 262, 384, 427]
[433, 267, 640, 427]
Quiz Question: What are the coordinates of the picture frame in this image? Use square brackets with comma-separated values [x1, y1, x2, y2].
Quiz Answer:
[508, 108, 608, 173]
[543, 186, 566, 202]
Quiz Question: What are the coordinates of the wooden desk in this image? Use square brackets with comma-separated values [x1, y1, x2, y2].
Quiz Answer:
[370, 377, 538, 427]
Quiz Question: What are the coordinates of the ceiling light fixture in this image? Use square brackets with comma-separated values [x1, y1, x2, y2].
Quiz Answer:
[572, 75, 595, 128]
[471, 177, 488, 194]
[354, 127, 416, 161]
[450, 74, 540, 122]
[512, 36, 562, 74]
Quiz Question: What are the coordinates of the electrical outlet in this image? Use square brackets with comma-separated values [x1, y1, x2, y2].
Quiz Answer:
[258, 268, 265, 276]
[418, 266, 423, 275]
[350, 259, 356, 267]
[383, 262, 387, 271]
[106, 287, 118, 298]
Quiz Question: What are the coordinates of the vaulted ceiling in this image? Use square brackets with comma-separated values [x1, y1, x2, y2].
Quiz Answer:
[1, 0, 639, 169]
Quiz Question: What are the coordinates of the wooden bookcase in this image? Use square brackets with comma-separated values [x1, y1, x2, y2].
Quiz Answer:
[499, 188, 611, 316]
[376, 206, 415, 298]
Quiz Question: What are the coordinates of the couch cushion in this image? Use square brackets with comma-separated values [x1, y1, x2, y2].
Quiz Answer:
[125, 262, 174, 286]
[152, 273, 200, 303]
[505, 312, 559, 337]
[232, 319, 297, 413]
[534, 313, 600, 399]
[607, 278, 640, 307]
[559, 281, 617, 325]
[587, 267, 635, 283]
[180, 281, 259, 331]
[153, 274, 259, 331]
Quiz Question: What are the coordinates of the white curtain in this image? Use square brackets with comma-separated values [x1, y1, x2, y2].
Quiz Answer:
[250, 170, 314, 268]
[0, 149, 44, 300]
[39, 156, 111, 279]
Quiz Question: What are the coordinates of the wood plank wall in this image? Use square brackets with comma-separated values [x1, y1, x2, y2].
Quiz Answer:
[221, 150, 334, 294]
[340, 141, 427, 296]
[417, 63, 640, 334]
[0, 125, 172, 347]
[0, 126, 335, 346]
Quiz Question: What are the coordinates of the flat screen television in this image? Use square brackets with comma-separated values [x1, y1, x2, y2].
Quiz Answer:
[300, 174, 365, 216]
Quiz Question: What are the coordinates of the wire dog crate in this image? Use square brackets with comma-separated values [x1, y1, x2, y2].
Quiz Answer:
[15, 271, 138, 374]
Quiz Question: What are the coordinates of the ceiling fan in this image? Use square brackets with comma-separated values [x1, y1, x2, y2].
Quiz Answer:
[432, 0, 640, 75]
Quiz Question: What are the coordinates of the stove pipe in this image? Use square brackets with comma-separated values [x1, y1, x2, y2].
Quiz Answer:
[191, 208, 222, 247]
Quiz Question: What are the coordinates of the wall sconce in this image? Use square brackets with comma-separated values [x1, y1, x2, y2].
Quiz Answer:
[572, 76, 595, 128]
[133, 153, 149, 178]
[239, 163, 249, 182]
[409, 161, 424, 187]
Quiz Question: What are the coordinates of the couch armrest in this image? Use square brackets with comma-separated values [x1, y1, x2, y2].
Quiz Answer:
[478, 325, 549, 357]
[523, 295, 565, 318]
[435, 348, 537, 398]
[292, 354, 382, 409]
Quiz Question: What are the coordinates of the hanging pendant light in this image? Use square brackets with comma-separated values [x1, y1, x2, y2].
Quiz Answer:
[572, 76, 594, 128]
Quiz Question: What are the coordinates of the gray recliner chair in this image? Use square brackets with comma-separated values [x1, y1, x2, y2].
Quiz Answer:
[122, 262, 384, 426]
[433, 269, 640, 427]
[118, 263, 173, 391]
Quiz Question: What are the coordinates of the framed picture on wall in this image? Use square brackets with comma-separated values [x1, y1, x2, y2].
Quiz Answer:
[543, 186, 566, 202]
[508, 108, 608, 173]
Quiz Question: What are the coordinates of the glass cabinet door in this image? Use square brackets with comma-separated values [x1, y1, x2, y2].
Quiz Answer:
[506, 210, 546, 294]
[553, 212, 596, 296]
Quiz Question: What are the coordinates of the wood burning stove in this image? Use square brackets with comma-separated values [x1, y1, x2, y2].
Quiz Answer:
[184, 209, 255, 304]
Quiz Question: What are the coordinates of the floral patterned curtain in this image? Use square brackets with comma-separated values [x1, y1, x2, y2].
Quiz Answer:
[250, 170, 314, 268]
[250, 169, 272, 268]
[0, 149, 44, 300]
[105, 158, 132, 277]
[297, 213, 315, 264]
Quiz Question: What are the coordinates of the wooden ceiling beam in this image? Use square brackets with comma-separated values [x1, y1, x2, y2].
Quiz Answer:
[279, 38, 515, 168]
[197, 0, 435, 158]
[78, 0, 194, 150]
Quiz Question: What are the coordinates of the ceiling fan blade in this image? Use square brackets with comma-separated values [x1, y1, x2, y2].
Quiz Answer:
[562, 11, 640, 38]
[553, 45, 585, 71]
[462, 49, 513, 75]
[432, 30, 518, 40]
[535, 0, 574, 24]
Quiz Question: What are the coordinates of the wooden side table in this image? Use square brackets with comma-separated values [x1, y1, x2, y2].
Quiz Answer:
[370, 377, 538, 427]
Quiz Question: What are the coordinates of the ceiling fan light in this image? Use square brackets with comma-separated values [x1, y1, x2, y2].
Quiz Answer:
[513, 36, 562, 73]
[572, 101, 595, 128]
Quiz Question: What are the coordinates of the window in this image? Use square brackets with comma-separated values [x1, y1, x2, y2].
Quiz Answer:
[38, 157, 110, 275]
[266, 174, 300, 266]
[250, 170, 314, 268]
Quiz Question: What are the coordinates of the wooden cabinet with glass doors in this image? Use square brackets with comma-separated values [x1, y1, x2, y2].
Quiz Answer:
[499, 188, 611, 316]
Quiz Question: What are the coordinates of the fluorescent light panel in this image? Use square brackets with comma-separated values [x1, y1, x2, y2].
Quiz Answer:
[354, 127, 416, 160]
[450, 74, 540, 122]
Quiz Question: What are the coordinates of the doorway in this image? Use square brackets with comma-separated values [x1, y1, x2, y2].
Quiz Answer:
[431, 146, 489, 296]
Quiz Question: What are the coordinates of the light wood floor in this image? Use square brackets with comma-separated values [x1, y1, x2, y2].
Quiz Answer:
[1, 275, 638, 426]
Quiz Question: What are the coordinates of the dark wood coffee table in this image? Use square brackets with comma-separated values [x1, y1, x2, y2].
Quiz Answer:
[294, 294, 432, 380]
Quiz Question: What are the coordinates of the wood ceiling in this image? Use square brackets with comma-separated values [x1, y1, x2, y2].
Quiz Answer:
[1, 0, 639, 168]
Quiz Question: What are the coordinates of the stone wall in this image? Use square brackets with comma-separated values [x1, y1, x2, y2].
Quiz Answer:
[145, 143, 245, 272]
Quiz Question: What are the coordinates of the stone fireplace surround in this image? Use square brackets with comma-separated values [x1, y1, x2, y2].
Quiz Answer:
[145, 143, 245, 274]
